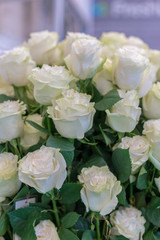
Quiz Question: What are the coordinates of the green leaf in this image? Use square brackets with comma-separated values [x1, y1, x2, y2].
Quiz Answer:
[136, 165, 147, 190]
[62, 212, 80, 229]
[8, 207, 41, 240]
[61, 150, 74, 166]
[95, 89, 121, 111]
[46, 136, 74, 151]
[79, 154, 106, 174]
[26, 120, 50, 134]
[74, 217, 90, 231]
[117, 186, 128, 206]
[0, 212, 9, 235]
[82, 230, 95, 240]
[148, 197, 160, 209]
[60, 183, 82, 204]
[0, 94, 14, 103]
[112, 148, 131, 183]
[144, 230, 157, 240]
[135, 191, 146, 208]
[146, 208, 160, 227]
[99, 124, 111, 145]
[58, 228, 80, 240]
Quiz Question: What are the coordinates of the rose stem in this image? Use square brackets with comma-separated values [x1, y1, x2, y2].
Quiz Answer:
[96, 212, 101, 240]
[52, 196, 60, 227]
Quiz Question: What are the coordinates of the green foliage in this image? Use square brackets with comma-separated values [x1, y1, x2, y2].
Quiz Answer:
[0, 212, 9, 236]
[0, 94, 14, 103]
[112, 148, 131, 183]
[58, 228, 80, 240]
[46, 135, 75, 166]
[60, 183, 82, 204]
[62, 212, 80, 229]
[8, 207, 42, 240]
[95, 89, 121, 111]
[82, 230, 96, 240]
[26, 120, 50, 134]
[146, 208, 160, 227]
[136, 165, 148, 190]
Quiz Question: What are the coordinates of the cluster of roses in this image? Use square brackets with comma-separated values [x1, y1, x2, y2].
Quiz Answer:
[0, 31, 160, 240]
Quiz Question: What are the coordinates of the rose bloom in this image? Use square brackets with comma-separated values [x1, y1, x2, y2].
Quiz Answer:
[47, 89, 95, 139]
[18, 146, 67, 193]
[113, 136, 150, 175]
[0, 77, 14, 97]
[65, 38, 103, 80]
[149, 49, 160, 80]
[112, 46, 156, 97]
[78, 166, 122, 216]
[29, 65, 75, 105]
[142, 82, 160, 119]
[28, 31, 58, 65]
[143, 119, 160, 170]
[0, 46, 35, 87]
[92, 69, 113, 96]
[106, 90, 141, 133]
[0, 101, 26, 143]
[20, 114, 47, 149]
[143, 119, 160, 143]
[35, 220, 60, 240]
[0, 152, 21, 202]
[100, 32, 127, 58]
[110, 206, 146, 240]
[64, 32, 97, 57]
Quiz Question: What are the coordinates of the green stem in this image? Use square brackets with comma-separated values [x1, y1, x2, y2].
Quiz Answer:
[52, 195, 60, 227]
[130, 182, 134, 204]
[96, 212, 101, 240]
[8, 227, 13, 240]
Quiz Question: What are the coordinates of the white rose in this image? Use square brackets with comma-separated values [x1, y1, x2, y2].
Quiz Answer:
[28, 31, 59, 65]
[110, 206, 146, 240]
[0, 77, 14, 97]
[149, 49, 160, 79]
[65, 38, 103, 80]
[0, 152, 21, 202]
[35, 220, 60, 240]
[64, 32, 97, 57]
[143, 120, 160, 170]
[112, 46, 156, 97]
[0, 101, 26, 143]
[126, 36, 148, 49]
[92, 69, 113, 96]
[18, 146, 67, 193]
[29, 65, 75, 105]
[47, 89, 95, 139]
[113, 136, 150, 175]
[106, 90, 141, 133]
[154, 177, 160, 192]
[142, 82, 160, 119]
[0, 46, 35, 87]
[78, 166, 122, 216]
[20, 114, 46, 149]
[143, 119, 160, 142]
[100, 32, 127, 58]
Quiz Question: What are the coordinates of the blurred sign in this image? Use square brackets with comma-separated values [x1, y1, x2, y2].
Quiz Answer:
[94, 0, 160, 49]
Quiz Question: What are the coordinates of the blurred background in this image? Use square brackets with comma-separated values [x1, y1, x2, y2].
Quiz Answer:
[0, 0, 160, 54]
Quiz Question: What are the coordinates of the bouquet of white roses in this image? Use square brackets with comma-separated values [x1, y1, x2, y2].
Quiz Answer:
[0, 30, 160, 240]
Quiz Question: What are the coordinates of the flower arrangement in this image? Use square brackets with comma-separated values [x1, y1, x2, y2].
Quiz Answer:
[0, 31, 160, 240]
